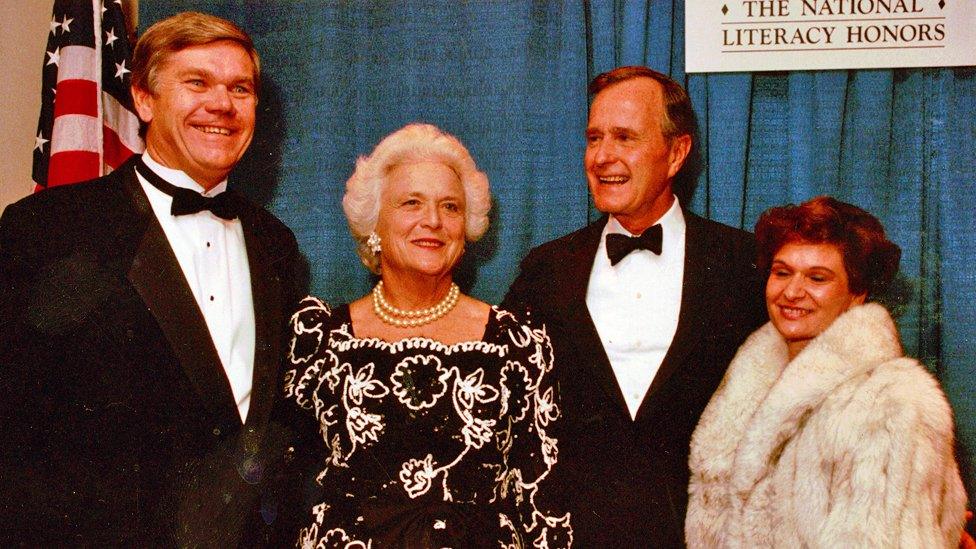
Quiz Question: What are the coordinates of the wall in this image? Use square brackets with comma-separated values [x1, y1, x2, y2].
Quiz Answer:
[0, 0, 54, 213]
[0, 0, 137, 215]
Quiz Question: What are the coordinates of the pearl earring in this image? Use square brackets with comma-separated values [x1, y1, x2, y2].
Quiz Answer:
[367, 232, 382, 255]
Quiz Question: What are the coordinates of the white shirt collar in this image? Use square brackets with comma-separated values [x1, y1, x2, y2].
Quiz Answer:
[141, 153, 228, 196]
[588, 197, 686, 418]
[604, 196, 685, 239]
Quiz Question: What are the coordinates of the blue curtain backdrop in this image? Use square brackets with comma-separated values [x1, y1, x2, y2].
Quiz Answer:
[143, 1, 975, 498]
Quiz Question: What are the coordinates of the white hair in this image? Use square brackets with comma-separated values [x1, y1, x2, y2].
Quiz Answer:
[342, 123, 492, 273]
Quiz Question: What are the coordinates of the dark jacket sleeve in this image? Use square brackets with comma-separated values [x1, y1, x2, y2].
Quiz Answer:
[0, 199, 82, 541]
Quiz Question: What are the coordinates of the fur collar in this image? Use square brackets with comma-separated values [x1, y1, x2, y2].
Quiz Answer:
[690, 303, 903, 494]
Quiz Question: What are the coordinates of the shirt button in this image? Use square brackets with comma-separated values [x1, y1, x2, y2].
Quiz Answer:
[206, 241, 211, 248]
[209, 295, 215, 301]
[636, 292, 642, 299]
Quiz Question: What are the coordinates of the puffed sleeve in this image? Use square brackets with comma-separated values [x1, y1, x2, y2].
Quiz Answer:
[282, 296, 349, 456]
[493, 307, 573, 548]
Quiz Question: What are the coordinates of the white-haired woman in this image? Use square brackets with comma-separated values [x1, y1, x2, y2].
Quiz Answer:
[284, 124, 571, 548]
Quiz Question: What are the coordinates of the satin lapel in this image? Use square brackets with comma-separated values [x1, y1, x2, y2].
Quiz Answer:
[237, 199, 284, 434]
[636, 212, 717, 423]
[552, 217, 630, 417]
[123, 170, 242, 429]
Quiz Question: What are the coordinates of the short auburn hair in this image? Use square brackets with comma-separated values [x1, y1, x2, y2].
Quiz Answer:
[131, 11, 260, 96]
[755, 196, 901, 298]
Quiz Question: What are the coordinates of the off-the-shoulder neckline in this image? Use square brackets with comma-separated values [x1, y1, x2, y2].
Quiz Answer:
[327, 303, 521, 352]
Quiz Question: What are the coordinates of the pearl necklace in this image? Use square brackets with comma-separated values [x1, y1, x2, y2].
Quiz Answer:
[372, 280, 461, 328]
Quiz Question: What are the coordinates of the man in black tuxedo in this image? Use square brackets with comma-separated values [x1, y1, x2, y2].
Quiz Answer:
[0, 12, 305, 546]
[504, 67, 767, 547]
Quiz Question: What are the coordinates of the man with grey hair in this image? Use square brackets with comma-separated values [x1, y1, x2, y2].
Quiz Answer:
[504, 66, 766, 547]
[0, 12, 305, 545]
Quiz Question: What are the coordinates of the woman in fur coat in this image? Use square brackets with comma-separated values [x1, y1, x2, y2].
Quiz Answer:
[686, 196, 967, 548]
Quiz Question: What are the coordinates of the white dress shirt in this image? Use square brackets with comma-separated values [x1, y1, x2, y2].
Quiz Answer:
[586, 199, 686, 419]
[138, 154, 256, 422]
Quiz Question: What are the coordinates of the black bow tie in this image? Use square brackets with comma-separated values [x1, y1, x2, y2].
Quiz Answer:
[135, 158, 242, 220]
[606, 224, 663, 265]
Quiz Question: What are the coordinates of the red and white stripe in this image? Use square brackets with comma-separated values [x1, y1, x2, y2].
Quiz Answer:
[46, 2, 142, 188]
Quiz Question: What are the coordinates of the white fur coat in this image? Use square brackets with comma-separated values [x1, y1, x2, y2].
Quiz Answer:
[686, 303, 966, 548]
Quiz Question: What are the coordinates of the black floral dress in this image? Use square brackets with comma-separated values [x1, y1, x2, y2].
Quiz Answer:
[284, 297, 572, 548]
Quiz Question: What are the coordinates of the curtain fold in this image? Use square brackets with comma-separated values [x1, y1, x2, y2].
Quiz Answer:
[143, 0, 975, 500]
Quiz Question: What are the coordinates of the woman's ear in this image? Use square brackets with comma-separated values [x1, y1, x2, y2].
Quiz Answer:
[850, 292, 867, 308]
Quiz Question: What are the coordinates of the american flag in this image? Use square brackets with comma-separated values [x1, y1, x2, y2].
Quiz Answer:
[32, 0, 143, 191]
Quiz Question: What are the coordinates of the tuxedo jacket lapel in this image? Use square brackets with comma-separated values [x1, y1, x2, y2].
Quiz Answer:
[237, 198, 285, 434]
[636, 212, 724, 424]
[121, 167, 242, 430]
[555, 213, 734, 424]
[553, 217, 631, 418]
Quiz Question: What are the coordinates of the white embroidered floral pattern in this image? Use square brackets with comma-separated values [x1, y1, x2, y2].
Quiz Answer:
[399, 454, 437, 498]
[390, 355, 450, 410]
[285, 297, 573, 547]
[345, 362, 389, 406]
[346, 406, 384, 445]
[454, 367, 500, 410]
[500, 360, 532, 421]
[536, 386, 559, 427]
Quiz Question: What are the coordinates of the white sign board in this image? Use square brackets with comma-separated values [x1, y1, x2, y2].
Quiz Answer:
[686, 0, 976, 73]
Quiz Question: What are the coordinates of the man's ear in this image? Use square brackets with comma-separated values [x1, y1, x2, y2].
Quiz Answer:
[850, 292, 867, 308]
[131, 85, 155, 124]
[666, 134, 692, 180]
